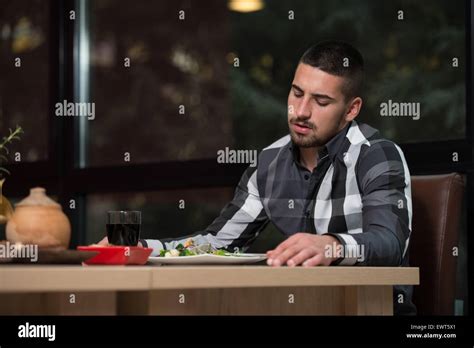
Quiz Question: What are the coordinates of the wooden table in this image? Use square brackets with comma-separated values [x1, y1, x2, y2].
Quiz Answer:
[0, 265, 419, 315]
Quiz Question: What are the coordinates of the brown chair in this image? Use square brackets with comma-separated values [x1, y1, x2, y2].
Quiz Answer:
[409, 173, 465, 315]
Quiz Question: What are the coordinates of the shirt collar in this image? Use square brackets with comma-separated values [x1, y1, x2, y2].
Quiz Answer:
[289, 121, 352, 165]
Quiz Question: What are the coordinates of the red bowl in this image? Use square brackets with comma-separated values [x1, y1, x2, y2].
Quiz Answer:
[77, 246, 152, 265]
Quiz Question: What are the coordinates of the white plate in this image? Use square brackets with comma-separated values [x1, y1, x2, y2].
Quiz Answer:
[148, 253, 267, 265]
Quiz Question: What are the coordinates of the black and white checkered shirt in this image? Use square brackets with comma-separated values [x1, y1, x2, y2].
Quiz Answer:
[143, 120, 415, 314]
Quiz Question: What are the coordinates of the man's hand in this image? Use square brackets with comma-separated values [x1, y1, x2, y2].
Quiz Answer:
[96, 236, 143, 247]
[266, 233, 340, 267]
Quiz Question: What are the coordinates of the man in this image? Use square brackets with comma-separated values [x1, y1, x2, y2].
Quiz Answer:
[100, 41, 415, 315]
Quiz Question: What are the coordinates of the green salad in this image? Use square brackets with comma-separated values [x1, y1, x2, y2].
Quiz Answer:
[159, 239, 233, 257]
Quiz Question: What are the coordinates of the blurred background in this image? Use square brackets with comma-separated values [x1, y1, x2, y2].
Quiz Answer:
[0, 0, 471, 314]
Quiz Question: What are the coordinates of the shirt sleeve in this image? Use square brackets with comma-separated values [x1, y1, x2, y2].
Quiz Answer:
[327, 140, 412, 266]
[142, 166, 269, 256]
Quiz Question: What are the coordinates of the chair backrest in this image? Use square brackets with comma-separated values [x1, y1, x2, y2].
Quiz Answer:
[410, 173, 465, 315]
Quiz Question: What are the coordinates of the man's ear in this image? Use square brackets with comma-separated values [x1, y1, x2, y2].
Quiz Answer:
[345, 97, 363, 122]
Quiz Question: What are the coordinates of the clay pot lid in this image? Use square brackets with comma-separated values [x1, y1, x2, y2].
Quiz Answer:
[16, 187, 61, 208]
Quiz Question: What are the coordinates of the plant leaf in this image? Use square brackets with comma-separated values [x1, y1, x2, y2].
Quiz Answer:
[0, 167, 10, 175]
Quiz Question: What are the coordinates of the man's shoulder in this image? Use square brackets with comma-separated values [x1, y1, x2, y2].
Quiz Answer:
[352, 122, 409, 179]
[349, 121, 403, 156]
[347, 121, 381, 146]
[253, 135, 292, 172]
[262, 134, 292, 152]
[258, 134, 292, 160]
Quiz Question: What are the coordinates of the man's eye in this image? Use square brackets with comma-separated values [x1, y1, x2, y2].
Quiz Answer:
[317, 101, 329, 107]
[293, 91, 303, 98]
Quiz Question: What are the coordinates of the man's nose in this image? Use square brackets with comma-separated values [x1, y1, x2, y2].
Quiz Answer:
[296, 98, 311, 119]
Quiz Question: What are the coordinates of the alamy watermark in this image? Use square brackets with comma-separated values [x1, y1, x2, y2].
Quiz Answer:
[324, 242, 365, 262]
[55, 100, 95, 120]
[380, 99, 420, 120]
[18, 322, 55, 341]
[0, 241, 38, 262]
[217, 147, 258, 167]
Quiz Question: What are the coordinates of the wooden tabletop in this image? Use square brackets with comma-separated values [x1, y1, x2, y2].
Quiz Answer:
[0, 265, 419, 292]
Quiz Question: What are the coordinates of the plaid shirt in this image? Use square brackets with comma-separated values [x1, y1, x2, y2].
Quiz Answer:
[143, 120, 415, 314]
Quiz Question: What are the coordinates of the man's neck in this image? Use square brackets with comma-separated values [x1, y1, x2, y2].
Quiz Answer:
[299, 147, 320, 172]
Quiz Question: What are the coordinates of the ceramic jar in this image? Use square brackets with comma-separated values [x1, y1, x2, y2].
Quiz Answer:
[6, 187, 71, 249]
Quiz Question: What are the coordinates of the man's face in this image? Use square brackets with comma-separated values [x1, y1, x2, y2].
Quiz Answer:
[287, 63, 353, 148]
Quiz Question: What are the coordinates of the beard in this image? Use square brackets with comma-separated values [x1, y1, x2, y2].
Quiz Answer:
[290, 128, 324, 148]
[288, 115, 344, 148]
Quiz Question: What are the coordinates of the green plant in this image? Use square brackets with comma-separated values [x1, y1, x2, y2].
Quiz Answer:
[0, 126, 23, 178]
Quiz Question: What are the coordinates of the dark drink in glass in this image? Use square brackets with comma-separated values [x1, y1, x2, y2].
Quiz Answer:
[106, 211, 141, 246]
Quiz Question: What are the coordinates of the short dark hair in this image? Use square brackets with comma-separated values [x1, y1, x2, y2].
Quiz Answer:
[300, 40, 364, 100]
